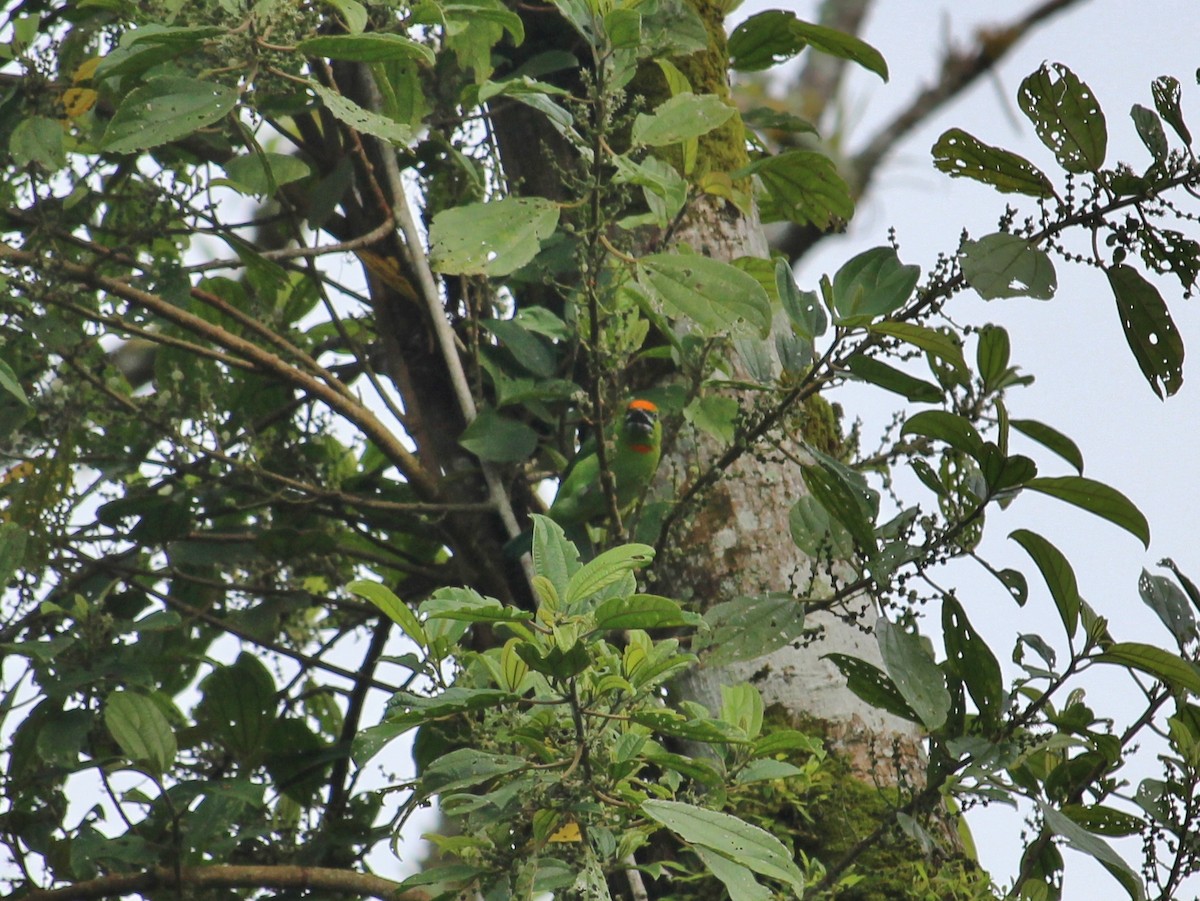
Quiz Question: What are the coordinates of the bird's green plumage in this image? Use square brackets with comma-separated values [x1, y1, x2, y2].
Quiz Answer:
[548, 399, 662, 527]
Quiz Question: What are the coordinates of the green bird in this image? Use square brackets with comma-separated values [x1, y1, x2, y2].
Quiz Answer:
[549, 398, 662, 529]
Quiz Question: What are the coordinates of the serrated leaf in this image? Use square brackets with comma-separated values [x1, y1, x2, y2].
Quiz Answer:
[1018, 63, 1107, 173]
[1107, 263, 1184, 399]
[642, 800, 805, 893]
[348, 579, 426, 647]
[298, 33, 435, 65]
[530, 514, 580, 600]
[931, 128, 1055, 197]
[734, 150, 854, 230]
[694, 594, 806, 666]
[104, 691, 177, 776]
[638, 253, 772, 337]
[1026, 475, 1150, 548]
[102, 77, 237, 153]
[1010, 529, 1081, 638]
[1011, 419, 1084, 474]
[430, 197, 559, 276]
[875, 618, 950, 731]
[631, 92, 735, 146]
[960, 233, 1057, 300]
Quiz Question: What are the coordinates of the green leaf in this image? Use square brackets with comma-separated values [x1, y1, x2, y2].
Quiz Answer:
[845, 355, 943, 403]
[1092, 642, 1200, 695]
[1040, 804, 1146, 901]
[931, 128, 1055, 198]
[1018, 63, 1107, 173]
[322, 0, 367, 32]
[348, 579, 427, 647]
[223, 152, 312, 196]
[309, 82, 415, 144]
[789, 495, 854, 559]
[1106, 263, 1184, 399]
[1151, 76, 1191, 146]
[102, 77, 238, 153]
[104, 691, 177, 776]
[0, 359, 29, 406]
[869, 321, 968, 375]
[976, 324, 1011, 393]
[1025, 475, 1150, 548]
[1010, 529, 1081, 638]
[430, 197, 560, 276]
[900, 410, 985, 463]
[823, 653, 920, 724]
[777, 259, 826, 340]
[530, 515, 580, 601]
[197, 653, 276, 766]
[420, 748, 528, 796]
[639, 253, 772, 337]
[10, 116, 65, 170]
[728, 10, 886, 81]
[564, 543, 654, 607]
[694, 593, 806, 666]
[875, 618, 950, 731]
[683, 394, 738, 443]
[801, 461, 876, 552]
[693, 847, 773, 901]
[642, 800, 805, 894]
[1131, 104, 1168, 163]
[458, 407, 538, 463]
[630, 92, 735, 146]
[734, 150, 854, 230]
[0, 523, 28, 586]
[960, 233, 1057, 300]
[941, 596, 1003, 729]
[829, 247, 920, 325]
[1137, 569, 1197, 646]
[591, 594, 696, 632]
[297, 33, 435, 65]
[733, 759, 805, 785]
[93, 25, 225, 80]
[1011, 419, 1084, 474]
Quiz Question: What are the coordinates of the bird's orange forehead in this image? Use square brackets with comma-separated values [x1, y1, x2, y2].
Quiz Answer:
[628, 399, 658, 414]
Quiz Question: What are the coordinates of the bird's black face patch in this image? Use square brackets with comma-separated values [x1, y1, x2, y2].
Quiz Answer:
[625, 403, 657, 436]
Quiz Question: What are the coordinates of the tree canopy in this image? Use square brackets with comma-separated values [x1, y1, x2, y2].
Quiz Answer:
[1, 0, 1199, 900]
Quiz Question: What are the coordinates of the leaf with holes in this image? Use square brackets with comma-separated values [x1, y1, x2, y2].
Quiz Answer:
[875, 618, 950, 731]
[694, 594, 806, 666]
[942, 596, 1003, 730]
[638, 253, 772, 337]
[960, 233, 1057, 300]
[1131, 105, 1168, 164]
[310, 82, 415, 144]
[931, 128, 1055, 197]
[1106, 264, 1183, 399]
[631, 92, 735, 146]
[430, 197, 560, 277]
[297, 33, 435, 65]
[1138, 228, 1199, 293]
[735, 150, 854, 230]
[102, 77, 237, 153]
[1018, 63, 1107, 173]
[1152, 76, 1191, 146]
[824, 653, 920, 724]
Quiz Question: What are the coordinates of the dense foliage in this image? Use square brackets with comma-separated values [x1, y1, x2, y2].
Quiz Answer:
[1, 0, 1199, 899]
